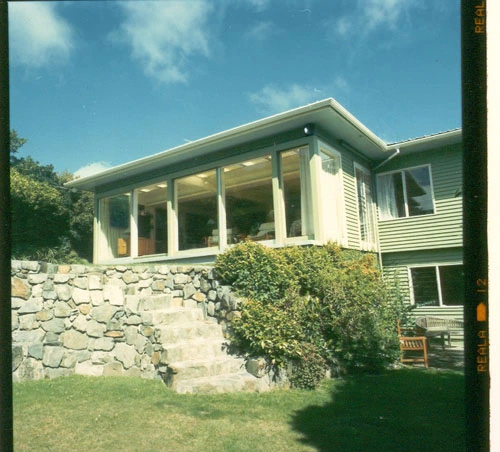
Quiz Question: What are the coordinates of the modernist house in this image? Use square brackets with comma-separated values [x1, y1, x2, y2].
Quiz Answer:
[67, 98, 463, 320]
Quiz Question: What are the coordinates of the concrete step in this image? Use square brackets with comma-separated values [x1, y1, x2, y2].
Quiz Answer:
[166, 357, 245, 382]
[172, 372, 271, 394]
[160, 338, 228, 363]
[155, 321, 223, 343]
[125, 294, 175, 313]
[141, 307, 204, 326]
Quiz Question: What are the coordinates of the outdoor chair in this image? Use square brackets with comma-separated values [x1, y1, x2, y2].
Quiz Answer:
[397, 320, 429, 368]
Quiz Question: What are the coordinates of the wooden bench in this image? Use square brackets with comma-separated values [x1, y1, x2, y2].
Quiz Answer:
[415, 316, 464, 350]
[397, 321, 429, 368]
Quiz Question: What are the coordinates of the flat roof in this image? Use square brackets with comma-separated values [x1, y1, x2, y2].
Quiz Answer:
[66, 98, 462, 191]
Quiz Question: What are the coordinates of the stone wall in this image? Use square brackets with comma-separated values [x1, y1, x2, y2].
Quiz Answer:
[11, 260, 241, 382]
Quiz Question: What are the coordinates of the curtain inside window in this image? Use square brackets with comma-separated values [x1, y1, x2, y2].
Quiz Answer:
[378, 173, 399, 220]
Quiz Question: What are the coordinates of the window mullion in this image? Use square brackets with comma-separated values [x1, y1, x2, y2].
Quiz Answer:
[435, 266, 443, 306]
[217, 168, 227, 250]
[401, 171, 409, 217]
[130, 190, 138, 258]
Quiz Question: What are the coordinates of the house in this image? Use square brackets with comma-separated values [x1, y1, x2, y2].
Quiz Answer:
[66, 98, 463, 320]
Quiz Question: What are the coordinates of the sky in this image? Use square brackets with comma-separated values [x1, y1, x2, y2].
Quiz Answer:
[8, 0, 462, 177]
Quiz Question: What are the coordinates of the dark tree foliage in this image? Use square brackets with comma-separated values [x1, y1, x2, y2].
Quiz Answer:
[9, 130, 94, 262]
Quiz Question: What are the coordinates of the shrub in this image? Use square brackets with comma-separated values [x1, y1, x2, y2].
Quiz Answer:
[289, 346, 329, 390]
[214, 241, 296, 303]
[216, 242, 402, 387]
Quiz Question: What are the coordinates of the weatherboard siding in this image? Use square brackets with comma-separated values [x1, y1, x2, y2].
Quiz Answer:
[377, 144, 462, 253]
[341, 154, 361, 249]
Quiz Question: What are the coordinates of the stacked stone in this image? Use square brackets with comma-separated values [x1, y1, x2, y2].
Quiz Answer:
[11, 260, 244, 383]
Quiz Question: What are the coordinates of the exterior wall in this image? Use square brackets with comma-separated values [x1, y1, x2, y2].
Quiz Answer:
[11, 260, 242, 382]
[315, 130, 376, 251]
[381, 247, 464, 321]
[376, 143, 463, 253]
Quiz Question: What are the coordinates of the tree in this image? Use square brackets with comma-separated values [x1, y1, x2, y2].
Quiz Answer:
[9, 130, 94, 262]
[10, 129, 27, 157]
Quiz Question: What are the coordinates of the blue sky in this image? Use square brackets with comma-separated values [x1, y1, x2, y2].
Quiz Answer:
[8, 0, 461, 177]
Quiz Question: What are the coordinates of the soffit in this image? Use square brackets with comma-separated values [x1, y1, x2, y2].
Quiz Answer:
[65, 98, 460, 192]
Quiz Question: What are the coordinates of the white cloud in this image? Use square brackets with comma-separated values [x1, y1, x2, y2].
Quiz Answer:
[333, 75, 349, 91]
[9, 3, 74, 68]
[244, 21, 275, 41]
[249, 84, 322, 115]
[245, 0, 271, 12]
[333, 0, 418, 38]
[335, 17, 352, 37]
[74, 162, 112, 179]
[112, 2, 214, 84]
[363, 0, 412, 31]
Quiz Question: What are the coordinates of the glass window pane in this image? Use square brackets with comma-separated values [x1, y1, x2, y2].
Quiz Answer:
[281, 149, 303, 237]
[136, 183, 167, 256]
[99, 193, 130, 259]
[356, 168, 375, 243]
[176, 170, 217, 251]
[223, 156, 274, 244]
[439, 265, 464, 306]
[405, 167, 434, 216]
[410, 267, 439, 306]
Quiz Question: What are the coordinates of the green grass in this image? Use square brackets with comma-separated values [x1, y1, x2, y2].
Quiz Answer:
[14, 369, 464, 452]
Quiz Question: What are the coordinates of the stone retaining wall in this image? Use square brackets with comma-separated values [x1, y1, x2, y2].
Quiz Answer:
[11, 261, 241, 382]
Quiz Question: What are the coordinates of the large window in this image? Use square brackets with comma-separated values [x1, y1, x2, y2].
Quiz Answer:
[176, 169, 217, 251]
[135, 183, 167, 256]
[355, 164, 376, 248]
[281, 147, 312, 238]
[223, 156, 274, 244]
[378, 165, 435, 220]
[99, 193, 131, 259]
[96, 143, 321, 262]
[409, 264, 464, 307]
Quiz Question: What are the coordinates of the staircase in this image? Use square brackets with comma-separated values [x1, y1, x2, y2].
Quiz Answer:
[127, 294, 271, 394]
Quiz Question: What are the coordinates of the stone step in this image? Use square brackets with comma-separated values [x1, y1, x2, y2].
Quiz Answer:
[125, 294, 176, 313]
[172, 372, 271, 394]
[155, 321, 223, 343]
[166, 357, 245, 382]
[141, 307, 204, 326]
[160, 338, 228, 363]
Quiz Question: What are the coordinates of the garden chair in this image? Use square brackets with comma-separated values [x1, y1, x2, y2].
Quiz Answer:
[397, 320, 429, 368]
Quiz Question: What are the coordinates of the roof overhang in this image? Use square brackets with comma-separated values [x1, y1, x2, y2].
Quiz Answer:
[66, 98, 461, 192]
[387, 129, 462, 154]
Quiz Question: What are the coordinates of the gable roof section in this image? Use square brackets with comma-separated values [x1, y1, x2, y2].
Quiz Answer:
[66, 98, 462, 192]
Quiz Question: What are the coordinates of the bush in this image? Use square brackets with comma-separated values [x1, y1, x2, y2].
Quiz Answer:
[215, 242, 402, 387]
[214, 241, 296, 303]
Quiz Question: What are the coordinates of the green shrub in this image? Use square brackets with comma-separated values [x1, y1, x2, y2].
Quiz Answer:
[214, 241, 296, 303]
[316, 268, 400, 373]
[216, 242, 402, 386]
[289, 346, 329, 390]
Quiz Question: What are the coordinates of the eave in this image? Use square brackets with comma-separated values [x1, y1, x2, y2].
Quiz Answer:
[65, 98, 461, 192]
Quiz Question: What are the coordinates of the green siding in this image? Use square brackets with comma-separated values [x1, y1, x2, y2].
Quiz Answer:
[341, 154, 361, 249]
[382, 248, 464, 325]
[377, 144, 462, 253]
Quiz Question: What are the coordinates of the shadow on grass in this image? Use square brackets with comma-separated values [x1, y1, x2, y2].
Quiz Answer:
[290, 369, 465, 452]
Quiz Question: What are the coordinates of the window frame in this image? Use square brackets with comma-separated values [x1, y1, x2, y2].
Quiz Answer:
[408, 263, 464, 307]
[377, 164, 436, 221]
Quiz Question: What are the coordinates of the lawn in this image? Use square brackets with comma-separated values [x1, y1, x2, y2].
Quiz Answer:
[13, 369, 465, 452]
